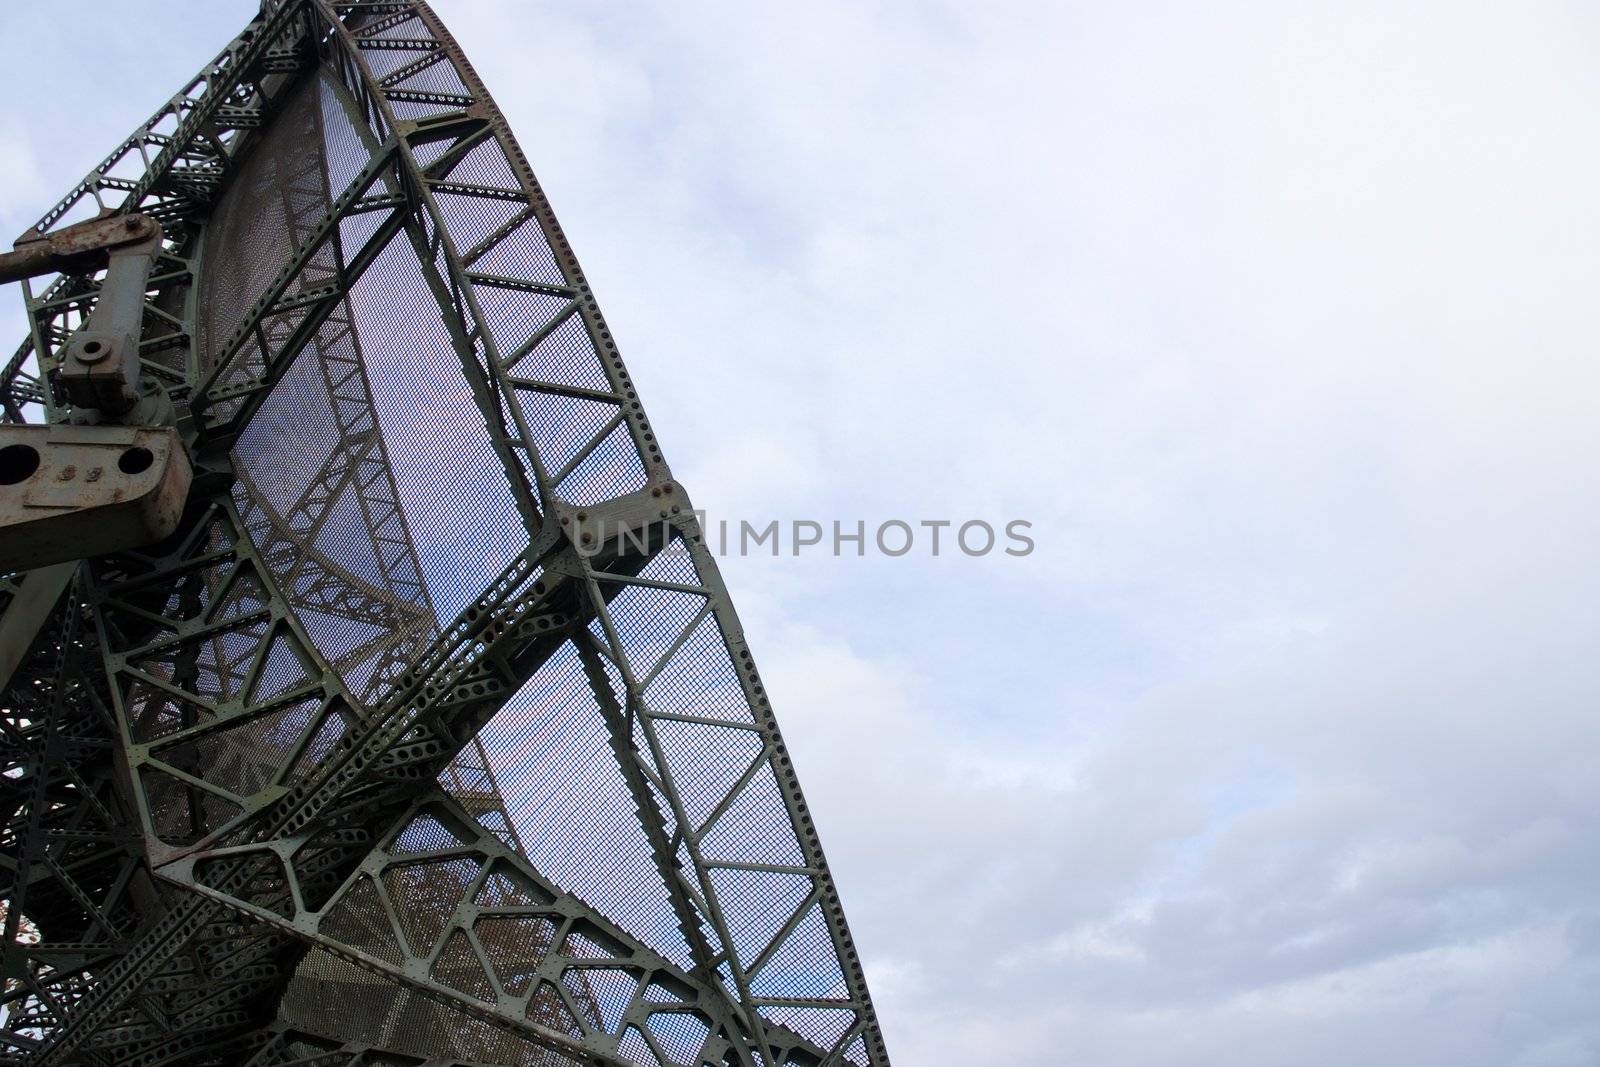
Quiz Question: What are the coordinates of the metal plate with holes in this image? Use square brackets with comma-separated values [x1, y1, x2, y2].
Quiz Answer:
[0, 424, 189, 570]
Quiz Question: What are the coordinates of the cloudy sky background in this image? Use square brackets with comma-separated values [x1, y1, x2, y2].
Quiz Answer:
[5, 3, 1600, 1064]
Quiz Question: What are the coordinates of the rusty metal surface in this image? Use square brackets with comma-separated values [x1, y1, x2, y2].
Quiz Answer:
[0, 424, 190, 570]
[0, 214, 161, 285]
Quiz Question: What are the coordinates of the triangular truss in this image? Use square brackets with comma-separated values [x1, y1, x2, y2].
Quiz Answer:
[0, 3, 888, 1065]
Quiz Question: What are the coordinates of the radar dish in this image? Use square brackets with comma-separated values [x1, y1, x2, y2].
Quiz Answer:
[0, 4, 889, 1065]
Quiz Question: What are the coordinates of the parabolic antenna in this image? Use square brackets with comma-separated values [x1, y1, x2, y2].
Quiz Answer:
[0, 3, 889, 1065]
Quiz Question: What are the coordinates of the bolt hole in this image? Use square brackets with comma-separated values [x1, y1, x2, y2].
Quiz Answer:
[82, 340, 103, 355]
[0, 444, 40, 485]
[118, 446, 153, 475]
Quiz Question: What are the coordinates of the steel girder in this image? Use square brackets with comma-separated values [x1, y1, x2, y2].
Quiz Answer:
[0, 3, 889, 1066]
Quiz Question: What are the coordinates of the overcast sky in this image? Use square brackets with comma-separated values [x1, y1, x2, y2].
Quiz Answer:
[5, 3, 1600, 1065]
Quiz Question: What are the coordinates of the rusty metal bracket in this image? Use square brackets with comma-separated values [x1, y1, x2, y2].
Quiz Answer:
[0, 423, 191, 571]
[1, 213, 164, 417]
[0, 212, 159, 283]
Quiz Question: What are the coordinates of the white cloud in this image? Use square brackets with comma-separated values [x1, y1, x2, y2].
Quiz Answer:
[426, 2, 1600, 1061]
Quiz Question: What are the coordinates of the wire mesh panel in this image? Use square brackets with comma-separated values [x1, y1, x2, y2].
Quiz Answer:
[475, 644, 696, 971]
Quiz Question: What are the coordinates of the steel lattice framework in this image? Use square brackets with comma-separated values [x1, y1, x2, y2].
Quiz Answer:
[0, 3, 890, 1065]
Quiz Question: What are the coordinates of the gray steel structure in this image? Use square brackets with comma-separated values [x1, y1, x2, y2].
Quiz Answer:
[0, 3, 889, 1065]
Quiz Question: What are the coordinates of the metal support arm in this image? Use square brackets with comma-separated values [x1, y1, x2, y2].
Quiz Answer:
[1, 214, 164, 417]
